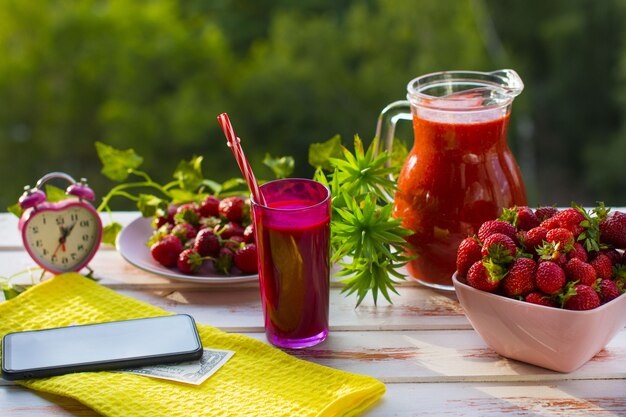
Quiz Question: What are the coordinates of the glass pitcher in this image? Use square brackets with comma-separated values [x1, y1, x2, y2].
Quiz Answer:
[377, 70, 527, 290]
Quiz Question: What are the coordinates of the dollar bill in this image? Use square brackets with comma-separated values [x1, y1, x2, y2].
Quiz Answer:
[115, 348, 235, 385]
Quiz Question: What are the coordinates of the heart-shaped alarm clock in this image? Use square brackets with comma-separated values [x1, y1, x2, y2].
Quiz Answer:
[17, 172, 102, 274]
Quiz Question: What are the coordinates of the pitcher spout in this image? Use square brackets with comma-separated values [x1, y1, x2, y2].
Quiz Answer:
[490, 69, 524, 98]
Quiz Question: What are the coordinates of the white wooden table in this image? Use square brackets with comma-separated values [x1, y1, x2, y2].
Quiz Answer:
[1, 212, 625, 416]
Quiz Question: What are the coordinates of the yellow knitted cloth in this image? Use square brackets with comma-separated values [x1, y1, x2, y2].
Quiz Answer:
[0, 273, 385, 416]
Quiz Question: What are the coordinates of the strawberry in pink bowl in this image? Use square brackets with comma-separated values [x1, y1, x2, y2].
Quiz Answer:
[452, 204, 626, 372]
[453, 272, 626, 372]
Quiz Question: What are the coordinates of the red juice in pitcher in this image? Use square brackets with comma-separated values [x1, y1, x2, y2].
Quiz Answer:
[393, 106, 527, 287]
[251, 179, 331, 349]
[377, 71, 527, 290]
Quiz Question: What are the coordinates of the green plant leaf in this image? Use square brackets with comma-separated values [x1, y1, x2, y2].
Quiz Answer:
[173, 156, 204, 192]
[314, 135, 412, 307]
[201, 179, 222, 194]
[44, 184, 67, 203]
[219, 178, 248, 196]
[169, 189, 198, 204]
[7, 203, 23, 218]
[137, 194, 167, 217]
[309, 135, 342, 170]
[263, 153, 294, 179]
[102, 222, 123, 246]
[95, 142, 144, 182]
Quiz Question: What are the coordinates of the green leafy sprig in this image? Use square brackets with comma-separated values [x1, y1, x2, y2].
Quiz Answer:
[310, 135, 413, 307]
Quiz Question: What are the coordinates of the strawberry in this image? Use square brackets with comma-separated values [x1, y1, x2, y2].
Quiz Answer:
[500, 206, 539, 231]
[175, 203, 200, 226]
[234, 244, 258, 274]
[212, 247, 234, 274]
[545, 228, 574, 252]
[199, 195, 221, 218]
[218, 221, 244, 239]
[523, 226, 548, 254]
[535, 261, 566, 295]
[466, 260, 502, 293]
[224, 235, 245, 252]
[599, 211, 626, 249]
[456, 237, 482, 278]
[171, 222, 197, 243]
[153, 204, 178, 228]
[599, 248, 622, 266]
[193, 228, 220, 257]
[243, 224, 255, 244]
[477, 220, 517, 243]
[147, 223, 173, 247]
[535, 206, 559, 222]
[564, 258, 596, 286]
[501, 257, 537, 297]
[540, 216, 561, 230]
[562, 283, 600, 310]
[566, 242, 588, 262]
[150, 235, 183, 268]
[552, 208, 585, 236]
[589, 254, 613, 280]
[177, 248, 204, 274]
[516, 206, 540, 231]
[219, 196, 249, 222]
[595, 279, 620, 304]
[525, 291, 557, 307]
[481, 233, 516, 262]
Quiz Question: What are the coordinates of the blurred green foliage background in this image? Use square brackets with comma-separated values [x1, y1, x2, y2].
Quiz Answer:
[1, 0, 625, 210]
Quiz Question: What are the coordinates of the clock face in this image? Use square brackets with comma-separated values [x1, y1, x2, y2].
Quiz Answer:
[23, 202, 102, 273]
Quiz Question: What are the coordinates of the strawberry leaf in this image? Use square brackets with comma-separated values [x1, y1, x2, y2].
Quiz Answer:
[7, 203, 23, 218]
[95, 141, 143, 182]
[44, 184, 68, 203]
[263, 153, 294, 179]
[173, 156, 204, 192]
[201, 179, 222, 194]
[219, 178, 248, 194]
[137, 194, 167, 217]
[169, 189, 198, 205]
[102, 222, 123, 246]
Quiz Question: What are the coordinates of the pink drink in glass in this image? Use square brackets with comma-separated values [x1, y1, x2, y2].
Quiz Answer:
[251, 179, 331, 349]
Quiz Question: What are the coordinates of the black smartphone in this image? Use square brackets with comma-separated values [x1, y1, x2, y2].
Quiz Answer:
[2, 314, 203, 381]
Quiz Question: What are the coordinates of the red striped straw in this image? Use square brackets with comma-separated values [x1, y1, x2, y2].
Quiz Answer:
[217, 113, 266, 205]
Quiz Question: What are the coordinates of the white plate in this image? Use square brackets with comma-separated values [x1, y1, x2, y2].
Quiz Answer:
[116, 216, 258, 284]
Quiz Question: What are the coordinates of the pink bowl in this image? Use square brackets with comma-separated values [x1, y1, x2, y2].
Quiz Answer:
[453, 273, 626, 372]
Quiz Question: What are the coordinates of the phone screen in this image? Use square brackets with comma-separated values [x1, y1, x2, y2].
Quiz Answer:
[2, 314, 202, 379]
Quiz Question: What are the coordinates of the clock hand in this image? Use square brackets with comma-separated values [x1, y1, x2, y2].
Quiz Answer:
[53, 226, 70, 256]
[65, 222, 77, 237]
[53, 239, 65, 257]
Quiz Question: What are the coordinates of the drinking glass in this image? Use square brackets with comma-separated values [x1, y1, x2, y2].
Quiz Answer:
[250, 178, 331, 349]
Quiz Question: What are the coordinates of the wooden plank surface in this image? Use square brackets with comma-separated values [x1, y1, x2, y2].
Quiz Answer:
[2, 380, 626, 417]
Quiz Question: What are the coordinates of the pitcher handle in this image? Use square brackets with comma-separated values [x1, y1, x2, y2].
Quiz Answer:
[375, 100, 412, 163]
